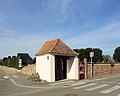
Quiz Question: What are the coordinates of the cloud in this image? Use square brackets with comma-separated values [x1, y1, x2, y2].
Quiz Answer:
[61, 0, 73, 14]
[65, 21, 120, 55]
[0, 28, 16, 37]
[70, 21, 120, 44]
[0, 30, 60, 58]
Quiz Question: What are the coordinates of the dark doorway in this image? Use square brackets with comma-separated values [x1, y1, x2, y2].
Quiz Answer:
[55, 56, 68, 81]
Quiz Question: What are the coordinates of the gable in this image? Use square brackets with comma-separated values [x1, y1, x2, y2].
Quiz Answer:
[35, 39, 79, 56]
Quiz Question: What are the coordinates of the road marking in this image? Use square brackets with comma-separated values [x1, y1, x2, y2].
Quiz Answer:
[85, 84, 109, 91]
[100, 85, 120, 94]
[64, 82, 86, 88]
[3, 76, 9, 79]
[49, 81, 75, 86]
[73, 83, 97, 89]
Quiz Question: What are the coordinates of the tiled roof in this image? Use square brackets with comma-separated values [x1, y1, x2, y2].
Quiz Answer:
[35, 38, 79, 56]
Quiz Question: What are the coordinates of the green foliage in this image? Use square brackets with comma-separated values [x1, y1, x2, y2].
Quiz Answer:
[74, 49, 86, 61]
[93, 48, 103, 63]
[12, 56, 17, 68]
[0, 53, 33, 68]
[1, 56, 19, 68]
[0, 59, 2, 65]
[113, 47, 120, 62]
[3, 57, 7, 61]
[7, 56, 11, 67]
[74, 48, 103, 62]
[33, 57, 36, 64]
[103, 55, 111, 62]
[28, 73, 41, 82]
[17, 53, 33, 66]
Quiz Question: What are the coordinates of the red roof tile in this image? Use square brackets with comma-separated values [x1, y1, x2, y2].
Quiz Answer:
[35, 38, 79, 56]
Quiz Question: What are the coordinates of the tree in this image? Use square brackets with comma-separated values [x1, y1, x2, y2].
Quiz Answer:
[12, 56, 16, 67]
[79, 49, 86, 61]
[74, 48, 103, 62]
[2, 57, 7, 66]
[74, 49, 86, 61]
[93, 48, 103, 63]
[17, 53, 33, 66]
[3, 57, 7, 61]
[33, 57, 36, 64]
[7, 56, 11, 67]
[103, 55, 111, 63]
[113, 47, 120, 62]
[0, 59, 2, 65]
[85, 48, 92, 62]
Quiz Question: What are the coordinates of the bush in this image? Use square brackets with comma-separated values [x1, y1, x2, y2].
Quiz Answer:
[1, 53, 33, 68]
[28, 73, 41, 82]
[17, 53, 33, 66]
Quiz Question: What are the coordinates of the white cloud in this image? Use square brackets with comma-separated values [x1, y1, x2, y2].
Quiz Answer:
[0, 28, 16, 37]
[66, 21, 120, 55]
[0, 30, 59, 58]
[61, 0, 73, 14]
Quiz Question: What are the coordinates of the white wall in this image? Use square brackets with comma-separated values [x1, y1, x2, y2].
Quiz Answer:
[36, 54, 78, 82]
[67, 56, 79, 80]
[49, 55, 55, 82]
[36, 54, 55, 82]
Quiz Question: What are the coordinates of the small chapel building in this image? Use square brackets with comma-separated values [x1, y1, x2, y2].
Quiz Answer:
[35, 38, 79, 82]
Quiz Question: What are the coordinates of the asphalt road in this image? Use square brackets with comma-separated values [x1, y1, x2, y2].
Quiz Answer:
[0, 68, 37, 96]
[1, 67, 120, 96]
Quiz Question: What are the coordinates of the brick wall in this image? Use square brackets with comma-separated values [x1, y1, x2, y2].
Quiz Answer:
[87, 63, 120, 78]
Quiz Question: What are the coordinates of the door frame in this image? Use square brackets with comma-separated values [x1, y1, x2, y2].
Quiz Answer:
[55, 56, 68, 81]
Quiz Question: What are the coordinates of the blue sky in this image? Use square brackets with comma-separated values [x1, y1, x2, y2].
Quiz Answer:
[0, 0, 120, 58]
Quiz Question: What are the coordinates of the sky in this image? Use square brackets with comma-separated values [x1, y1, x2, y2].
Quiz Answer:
[0, 0, 120, 58]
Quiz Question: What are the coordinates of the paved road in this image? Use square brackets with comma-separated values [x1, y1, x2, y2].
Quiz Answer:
[1, 66, 120, 96]
[0, 68, 37, 96]
[28, 75, 120, 96]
